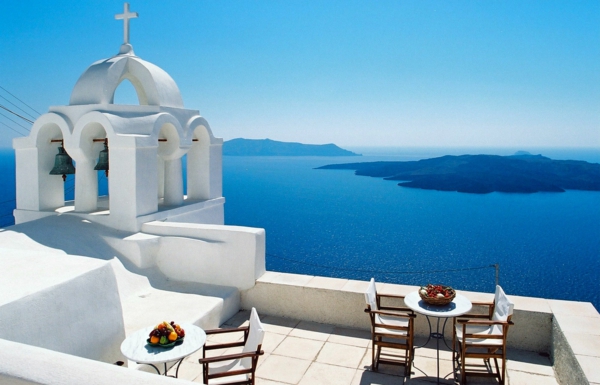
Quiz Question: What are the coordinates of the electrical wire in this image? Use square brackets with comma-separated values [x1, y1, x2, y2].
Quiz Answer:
[0, 104, 34, 125]
[0, 85, 41, 116]
[0, 94, 38, 120]
[0, 110, 31, 131]
[0, 120, 29, 136]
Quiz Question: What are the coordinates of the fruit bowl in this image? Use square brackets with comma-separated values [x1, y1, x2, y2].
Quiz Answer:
[419, 284, 456, 305]
[147, 321, 186, 347]
[146, 336, 184, 348]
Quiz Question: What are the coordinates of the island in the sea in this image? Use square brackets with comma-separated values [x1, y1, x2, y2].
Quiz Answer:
[223, 138, 360, 156]
[317, 153, 600, 194]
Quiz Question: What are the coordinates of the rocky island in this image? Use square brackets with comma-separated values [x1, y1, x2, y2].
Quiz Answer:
[317, 154, 600, 194]
[223, 138, 360, 156]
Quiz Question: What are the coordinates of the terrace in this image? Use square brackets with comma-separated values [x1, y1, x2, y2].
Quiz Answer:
[2, 263, 598, 385]
[168, 308, 558, 385]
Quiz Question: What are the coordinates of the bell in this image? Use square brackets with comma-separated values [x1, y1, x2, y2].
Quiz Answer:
[94, 141, 109, 177]
[49, 145, 76, 182]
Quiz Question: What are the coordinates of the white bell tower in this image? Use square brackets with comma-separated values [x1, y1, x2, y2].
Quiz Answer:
[12, 3, 224, 232]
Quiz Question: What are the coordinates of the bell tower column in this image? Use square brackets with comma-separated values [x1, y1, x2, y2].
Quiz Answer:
[74, 158, 98, 212]
[108, 140, 158, 232]
[163, 157, 183, 205]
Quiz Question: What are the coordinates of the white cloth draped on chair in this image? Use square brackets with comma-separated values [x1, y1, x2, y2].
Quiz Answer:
[453, 285, 514, 385]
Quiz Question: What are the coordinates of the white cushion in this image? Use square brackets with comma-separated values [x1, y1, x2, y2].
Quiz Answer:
[492, 285, 514, 322]
[455, 323, 503, 346]
[241, 307, 264, 368]
[374, 314, 409, 336]
[365, 278, 378, 311]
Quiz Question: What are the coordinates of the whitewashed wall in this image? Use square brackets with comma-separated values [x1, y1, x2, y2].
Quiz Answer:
[0, 251, 125, 364]
[140, 221, 266, 290]
[0, 339, 189, 385]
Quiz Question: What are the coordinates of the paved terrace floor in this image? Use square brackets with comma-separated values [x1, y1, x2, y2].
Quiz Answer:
[164, 310, 558, 385]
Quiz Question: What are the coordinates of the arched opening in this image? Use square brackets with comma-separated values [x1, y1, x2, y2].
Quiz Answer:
[157, 123, 184, 206]
[113, 78, 140, 105]
[35, 124, 72, 209]
[187, 125, 211, 201]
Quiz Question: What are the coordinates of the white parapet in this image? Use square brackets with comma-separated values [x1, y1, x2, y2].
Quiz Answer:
[139, 221, 266, 291]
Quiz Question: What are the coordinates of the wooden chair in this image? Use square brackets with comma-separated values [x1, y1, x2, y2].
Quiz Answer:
[199, 308, 265, 385]
[364, 278, 416, 376]
[452, 285, 514, 385]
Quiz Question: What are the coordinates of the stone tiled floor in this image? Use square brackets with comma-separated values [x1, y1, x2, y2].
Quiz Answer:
[166, 310, 559, 384]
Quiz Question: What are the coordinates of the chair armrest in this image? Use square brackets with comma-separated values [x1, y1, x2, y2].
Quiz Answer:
[370, 309, 416, 318]
[457, 319, 513, 326]
[199, 350, 265, 364]
[204, 341, 245, 351]
[455, 313, 491, 319]
[379, 305, 414, 313]
[203, 326, 249, 351]
[204, 326, 249, 335]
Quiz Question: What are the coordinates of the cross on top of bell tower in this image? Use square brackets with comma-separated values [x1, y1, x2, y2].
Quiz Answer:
[115, 3, 138, 45]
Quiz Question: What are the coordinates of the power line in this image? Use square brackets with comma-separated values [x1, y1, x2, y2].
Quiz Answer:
[0, 110, 31, 131]
[0, 85, 41, 116]
[0, 104, 34, 125]
[0, 94, 38, 120]
[0, 120, 28, 136]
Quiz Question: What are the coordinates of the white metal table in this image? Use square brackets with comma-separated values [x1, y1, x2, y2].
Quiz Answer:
[120, 323, 206, 377]
[404, 291, 472, 384]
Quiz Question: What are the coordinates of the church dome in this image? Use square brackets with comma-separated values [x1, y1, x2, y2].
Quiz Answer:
[69, 52, 184, 108]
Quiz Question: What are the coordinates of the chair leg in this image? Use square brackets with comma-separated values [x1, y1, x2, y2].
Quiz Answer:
[403, 348, 409, 377]
[493, 357, 501, 384]
[460, 345, 466, 384]
[499, 353, 506, 385]
[371, 341, 376, 371]
[452, 334, 456, 365]
[407, 343, 413, 378]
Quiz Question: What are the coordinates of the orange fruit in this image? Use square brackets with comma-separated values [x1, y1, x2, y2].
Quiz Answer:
[168, 331, 178, 341]
[150, 336, 159, 344]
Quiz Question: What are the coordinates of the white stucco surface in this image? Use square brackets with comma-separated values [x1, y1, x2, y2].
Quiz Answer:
[141, 221, 266, 290]
[0, 339, 190, 385]
[70, 55, 184, 108]
[0, 243, 125, 364]
[3, 11, 266, 382]
[0, 213, 248, 364]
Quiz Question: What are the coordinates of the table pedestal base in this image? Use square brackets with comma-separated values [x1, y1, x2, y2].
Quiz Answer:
[414, 316, 453, 385]
[138, 358, 184, 378]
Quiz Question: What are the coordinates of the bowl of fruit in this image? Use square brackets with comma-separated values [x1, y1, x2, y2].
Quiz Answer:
[419, 284, 456, 306]
[147, 321, 185, 348]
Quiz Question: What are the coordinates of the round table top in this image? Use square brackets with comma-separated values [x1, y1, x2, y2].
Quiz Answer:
[404, 291, 472, 318]
[120, 323, 206, 364]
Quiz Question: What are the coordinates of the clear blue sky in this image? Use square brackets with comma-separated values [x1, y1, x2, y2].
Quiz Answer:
[1, 0, 598, 149]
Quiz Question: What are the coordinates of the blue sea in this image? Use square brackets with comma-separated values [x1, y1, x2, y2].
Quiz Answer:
[1, 147, 599, 309]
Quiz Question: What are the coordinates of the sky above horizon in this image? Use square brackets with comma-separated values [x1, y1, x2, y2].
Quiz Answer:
[0, 0, 598, 149]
